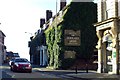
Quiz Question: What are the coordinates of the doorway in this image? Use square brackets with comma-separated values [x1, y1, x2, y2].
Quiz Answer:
[102, 30, 113, 73]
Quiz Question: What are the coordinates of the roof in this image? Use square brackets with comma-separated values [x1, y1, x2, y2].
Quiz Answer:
[0, 30, 6, 37]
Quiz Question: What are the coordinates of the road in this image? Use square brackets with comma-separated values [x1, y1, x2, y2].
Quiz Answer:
[1, 64, 85, 80]
[2, 64, 119, 80]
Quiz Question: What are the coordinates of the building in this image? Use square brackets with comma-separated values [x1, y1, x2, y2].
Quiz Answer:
[29, 0, 66, 66]
[29, 1, 97, 69]
[0, 30, 6, 64]
[29, 29, 48, 66]
[94, 0, 120, 74]
[44, 1, 97, 69]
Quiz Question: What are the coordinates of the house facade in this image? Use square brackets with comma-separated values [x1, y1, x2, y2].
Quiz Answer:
[29, 1, 97, 69]
[94, 0, 120, 74]
[28, 0, 67, 67]
[0, 30, 6, 64]
[44, 2, 97, 69]
[29, 29, 48, 66]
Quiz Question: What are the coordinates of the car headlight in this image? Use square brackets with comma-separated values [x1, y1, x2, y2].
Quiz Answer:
[15, 63, 19, 67]
[28, 64, 31, 67]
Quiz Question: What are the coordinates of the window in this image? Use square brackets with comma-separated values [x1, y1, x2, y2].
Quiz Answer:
[103, 0, 112, 20]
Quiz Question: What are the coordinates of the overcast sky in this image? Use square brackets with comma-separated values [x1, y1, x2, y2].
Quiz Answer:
[0, 0, 72, 60]
[0, 0, 97, 60]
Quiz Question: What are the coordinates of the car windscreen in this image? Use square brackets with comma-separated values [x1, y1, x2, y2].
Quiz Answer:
[15, 59, 28, 62]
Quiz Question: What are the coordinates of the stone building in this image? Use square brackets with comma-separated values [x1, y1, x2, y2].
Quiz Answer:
[94, 0, 120, 74]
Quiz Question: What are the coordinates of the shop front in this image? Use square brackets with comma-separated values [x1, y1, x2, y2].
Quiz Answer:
[95, 17, 120, 74]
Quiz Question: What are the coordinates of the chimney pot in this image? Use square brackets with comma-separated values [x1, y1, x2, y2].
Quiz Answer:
[46, 10, 52, 22]
[60, 0, 66, 10]
[40, 18, 45, 28]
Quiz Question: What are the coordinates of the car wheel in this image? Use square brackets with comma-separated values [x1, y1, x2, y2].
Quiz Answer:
[11, 65, 15, 72]
[28, 70, 32, 73]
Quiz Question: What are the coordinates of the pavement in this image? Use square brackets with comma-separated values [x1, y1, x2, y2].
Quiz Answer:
[33, 65, 120, 80]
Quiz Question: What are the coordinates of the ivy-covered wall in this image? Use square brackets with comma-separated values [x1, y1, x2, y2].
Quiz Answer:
[45, 2, 97, 69]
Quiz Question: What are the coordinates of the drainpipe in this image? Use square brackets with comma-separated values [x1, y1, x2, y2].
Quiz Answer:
[116, 19, 119, 75]
[115, 0, 119, 75]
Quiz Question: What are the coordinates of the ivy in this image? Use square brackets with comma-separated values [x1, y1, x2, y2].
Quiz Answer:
[45, 2, 97, 69]
[45, 27, 55, 66]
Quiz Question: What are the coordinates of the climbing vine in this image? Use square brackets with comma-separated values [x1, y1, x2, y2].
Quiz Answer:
[45, 2, 97, 69]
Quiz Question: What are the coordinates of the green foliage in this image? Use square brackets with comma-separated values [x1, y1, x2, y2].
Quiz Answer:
[63, 2, 97, 59]
[45, 27, 55, 66]
[45, 2, 97, 69]
[45, 25, 62, 68]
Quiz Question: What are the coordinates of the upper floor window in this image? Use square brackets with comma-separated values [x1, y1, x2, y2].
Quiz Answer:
[103, 0, 113, 20]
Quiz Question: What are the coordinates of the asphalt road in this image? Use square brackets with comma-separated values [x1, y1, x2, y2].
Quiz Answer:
[1, 65, 60, 78]
[2, 64, 119, 80]
[1, 64, 86, 80]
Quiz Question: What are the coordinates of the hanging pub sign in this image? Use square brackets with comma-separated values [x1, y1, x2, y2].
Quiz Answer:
[64, 30, 80, 46]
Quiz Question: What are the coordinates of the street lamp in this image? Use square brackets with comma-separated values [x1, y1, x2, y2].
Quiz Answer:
[25, 32, 34, 41]
[25, 32, 33, 36]
[25, 32, 34, 63]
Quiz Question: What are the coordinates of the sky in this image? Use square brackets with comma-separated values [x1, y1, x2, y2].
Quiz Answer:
[0, 0, 72, 60]
[0, 0, 97, 61]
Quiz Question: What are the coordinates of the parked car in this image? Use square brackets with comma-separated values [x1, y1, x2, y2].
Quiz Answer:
[9, 58, 15, 66]
[12, 53, 20, 59]
[9, 57, 20, 66]
[6, 52, 20, 63]
[10, 58, 32, 73]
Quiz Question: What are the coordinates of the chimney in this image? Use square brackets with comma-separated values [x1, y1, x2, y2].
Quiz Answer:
[40, 18, 45, 28]
[60, 0, 66, 10]
[46, 10, 52, 22]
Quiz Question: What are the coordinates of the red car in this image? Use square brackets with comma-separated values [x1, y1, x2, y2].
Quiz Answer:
[10, 58, 32, 73]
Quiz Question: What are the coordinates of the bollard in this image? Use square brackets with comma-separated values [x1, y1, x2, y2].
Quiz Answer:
[75, 66, 78, 74]
[86, 63, 88, 73]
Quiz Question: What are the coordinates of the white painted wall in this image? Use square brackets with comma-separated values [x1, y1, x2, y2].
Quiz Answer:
[97, 0, 102, 22]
